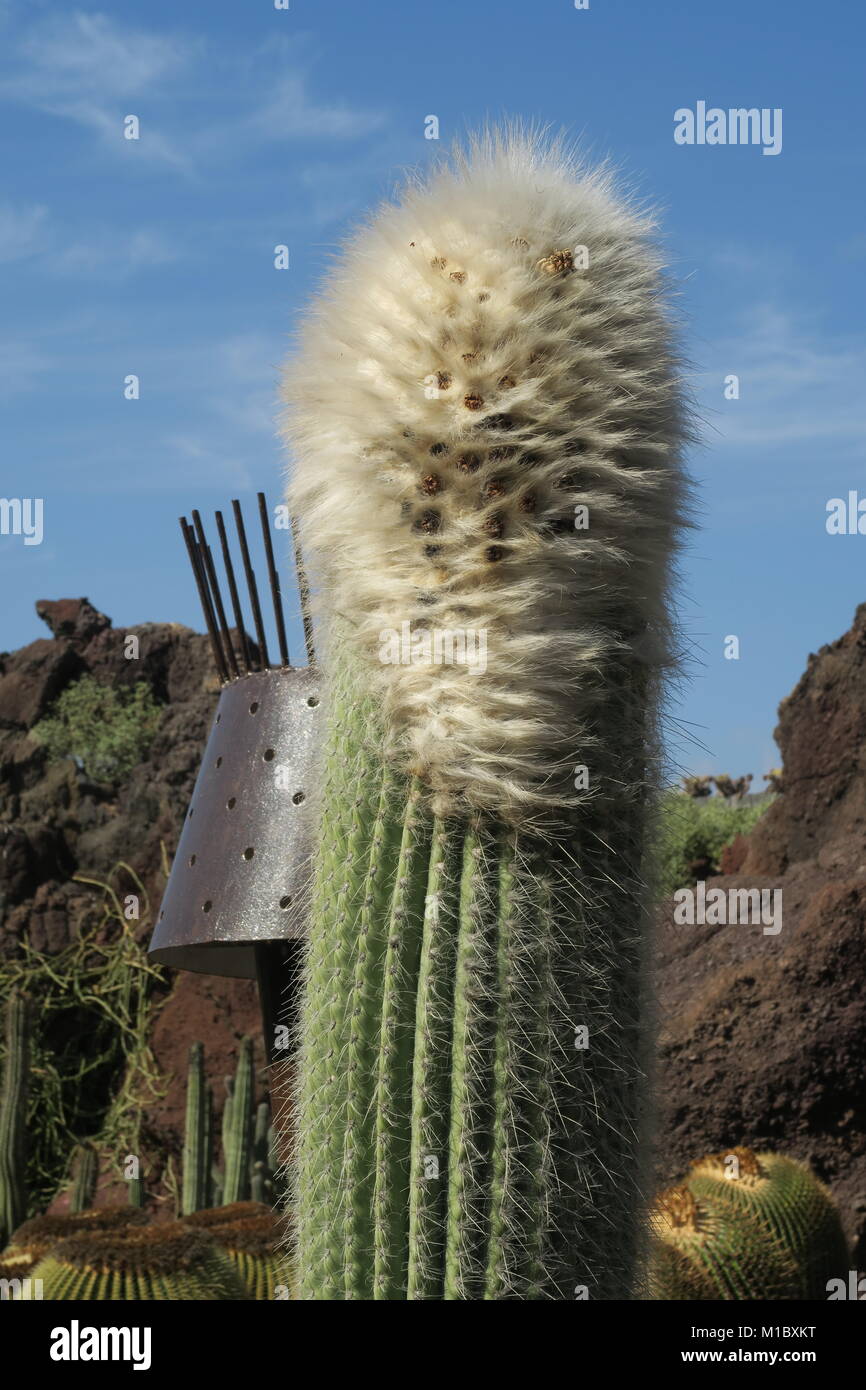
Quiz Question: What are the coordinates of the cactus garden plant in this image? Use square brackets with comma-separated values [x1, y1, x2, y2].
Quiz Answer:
[127, 1171, 145, 1209]
[648, 1182, 800, 1300]
[178, 1040, 276, 1214]
[28, 1224, 247, 1301]
[182, 1042, 213, 1215]
[251, 1101, 278, 1205]
[0, 993, 30, 1249]
[181, 1199, 270, 1230]
[69, 1144, 98, 1215]
[685, 1148, 849, 1300]
[182, 1201, 288, 1299]
[650, 1148, 850, 1300]
[2, 1207, 148, 1274]
[188, 1211, 281, 1300]
[222, 1038, 255, 1206]
[281, 130, 689, 1299]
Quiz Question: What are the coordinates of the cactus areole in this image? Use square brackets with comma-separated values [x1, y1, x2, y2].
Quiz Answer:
[281, 129, 689, 1300]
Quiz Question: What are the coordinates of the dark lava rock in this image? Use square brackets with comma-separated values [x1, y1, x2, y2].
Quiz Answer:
[35, 598, 112, 644]
[0, 639, 83, 730]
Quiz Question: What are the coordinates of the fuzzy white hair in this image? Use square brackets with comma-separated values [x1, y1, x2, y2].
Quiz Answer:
[282, 127, 690, 826]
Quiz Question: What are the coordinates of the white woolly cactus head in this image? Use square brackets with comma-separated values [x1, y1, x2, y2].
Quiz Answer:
[282, 127, 689, 825]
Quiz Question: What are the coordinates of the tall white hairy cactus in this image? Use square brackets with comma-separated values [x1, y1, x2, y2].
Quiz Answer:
[281, 129, 689, 1299]
[286, 129, 687, 827]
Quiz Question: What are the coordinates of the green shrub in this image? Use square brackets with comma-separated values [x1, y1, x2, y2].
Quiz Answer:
[31, 676, 162, 782]
[654, 791, 773, 898]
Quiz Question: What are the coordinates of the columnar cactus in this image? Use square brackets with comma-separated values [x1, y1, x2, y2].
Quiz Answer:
[69, 1143, 98, 1214]
[28, 1224, 247, 1300]
[182, 1042, 213, 1215]
[127, 1172, 145, 1209]
[0, 993, 30, 1249]
[282, 130, 688, 1299]
[222, 1038, 255, 1205]
[250, 1101, 272, 1204]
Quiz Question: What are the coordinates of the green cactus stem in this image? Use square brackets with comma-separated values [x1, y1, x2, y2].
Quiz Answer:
[294, 734, 658, 1299]
[222, 1039, 255, 1205]
[0, 992, 30, 1248]
[127, 1173, 145, 1209]
[28, 1224, 247, 1301]
[250, 1100, 272, 1204]
[215, 1219, 279, 1301]
[69, 1144, 98, 1215]
[182, 1042, 213, 1215]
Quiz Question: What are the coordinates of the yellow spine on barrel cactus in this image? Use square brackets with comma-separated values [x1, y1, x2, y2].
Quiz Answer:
[650, 1148, 849, 1300]
[27, 1224, 248, 1301]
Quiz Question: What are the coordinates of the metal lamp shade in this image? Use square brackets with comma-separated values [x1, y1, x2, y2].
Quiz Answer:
[149, 664, 321, 978]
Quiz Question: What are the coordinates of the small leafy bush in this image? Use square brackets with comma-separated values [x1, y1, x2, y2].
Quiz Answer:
[654, 791, 773, 898]
[31, 676, 162, 782]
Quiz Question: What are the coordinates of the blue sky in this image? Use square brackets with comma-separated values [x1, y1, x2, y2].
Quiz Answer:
[1, 0, 863, 784]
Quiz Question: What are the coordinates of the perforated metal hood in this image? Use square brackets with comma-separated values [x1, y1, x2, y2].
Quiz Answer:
[149, 665, 321, 978]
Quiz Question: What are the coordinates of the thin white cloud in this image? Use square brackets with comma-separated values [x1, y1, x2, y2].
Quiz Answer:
[159, 433, 253, 492]
[245, 74, 385, 141]
[0, 198, 180, 275]
[0, 10, 386, 173]
[210, 333, 283, 437]
[0, 200, 48, 261]
[70, 331, 281, 492]
[53, 227, 179, 276]
[0, 10, 195, 168]
[16, 10, 188, 96]
[696, 303, 866, 453]
[0, 338, 52, 397]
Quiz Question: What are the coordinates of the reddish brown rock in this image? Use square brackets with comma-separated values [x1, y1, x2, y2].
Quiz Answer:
[35, 598, 111, 644]
[0, 639, 83, 729]
[718, 832, 750, 876]
[147, 972, 265, 1143]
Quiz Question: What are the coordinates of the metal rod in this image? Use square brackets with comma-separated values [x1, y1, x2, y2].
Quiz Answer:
[193, 539, 230, 683]
[232, 498, 270, 670]
[257, 491, 290, 668]
[180, 517, 229, 682]
[192, 509, 239, 679]
[215, 509, 253, 675]
[290, 515, 316, 666]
